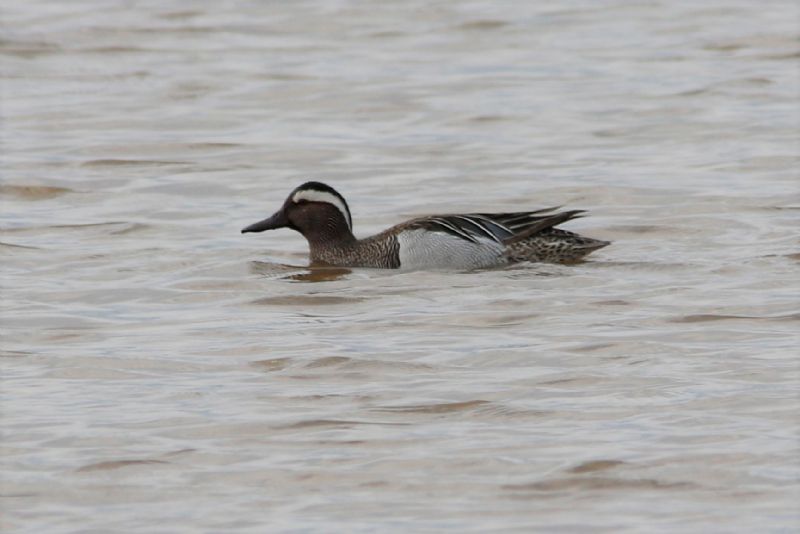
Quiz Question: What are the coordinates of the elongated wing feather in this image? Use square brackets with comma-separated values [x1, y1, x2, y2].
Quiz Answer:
[405, 207, 585, 246]
[474, 207, 563, 232]
[407, 215, 512, 244]
[499, 210, 586, 245]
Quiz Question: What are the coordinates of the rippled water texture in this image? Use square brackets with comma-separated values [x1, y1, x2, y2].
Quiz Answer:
[2, 1, 799, 532]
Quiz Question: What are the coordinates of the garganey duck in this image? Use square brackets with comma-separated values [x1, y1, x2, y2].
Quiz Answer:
[242, 181, 609, 270]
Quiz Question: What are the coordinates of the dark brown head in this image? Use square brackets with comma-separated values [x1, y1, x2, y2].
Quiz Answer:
[241, 182, 354, 244]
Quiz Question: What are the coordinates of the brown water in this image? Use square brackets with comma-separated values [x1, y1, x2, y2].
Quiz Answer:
[2, 1, 799, 532]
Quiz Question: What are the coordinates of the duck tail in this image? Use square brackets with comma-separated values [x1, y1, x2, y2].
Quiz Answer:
[502, 210, 586, 245]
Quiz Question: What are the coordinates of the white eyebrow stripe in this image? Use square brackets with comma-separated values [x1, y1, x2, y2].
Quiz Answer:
[292, 189, 352, 229]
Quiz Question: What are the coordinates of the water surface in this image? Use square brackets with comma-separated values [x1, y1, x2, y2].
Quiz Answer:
[2, 1, 799, 532]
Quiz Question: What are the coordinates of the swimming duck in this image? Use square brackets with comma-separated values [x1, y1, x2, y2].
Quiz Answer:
[242, 181, 608, 269]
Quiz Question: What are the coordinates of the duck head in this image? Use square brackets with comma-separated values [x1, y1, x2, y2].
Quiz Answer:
[241, 181, 354, 243]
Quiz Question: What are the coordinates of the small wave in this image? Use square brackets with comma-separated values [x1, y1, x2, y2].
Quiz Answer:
[504, 477, 693, 492]
[77, 459, 168, 472]
[250, 295, 364, 306]
[670, 313, 800, 323]
[0, 184, 74, 200]
[374, 400, 490, 414]
[81, 159, 188, 167]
